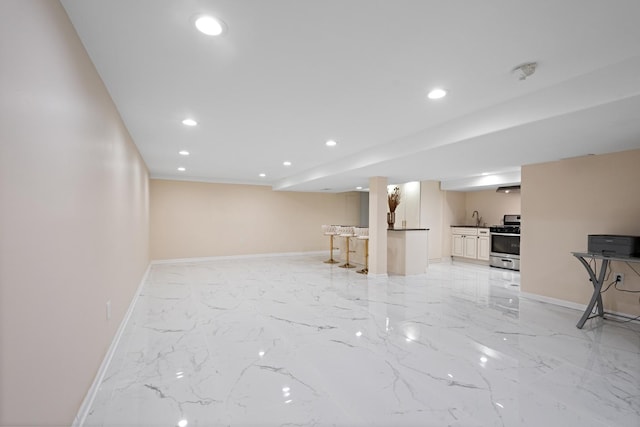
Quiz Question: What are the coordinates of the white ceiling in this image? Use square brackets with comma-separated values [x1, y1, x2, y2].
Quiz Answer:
[61, 0, 640, 192]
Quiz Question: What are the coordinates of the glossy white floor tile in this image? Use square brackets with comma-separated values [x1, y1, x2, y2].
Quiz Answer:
[85, 255, 640, 427]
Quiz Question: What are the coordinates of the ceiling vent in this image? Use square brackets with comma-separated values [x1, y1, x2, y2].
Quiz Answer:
[496, 185, 521, 194]
[512, 62, 537, 80]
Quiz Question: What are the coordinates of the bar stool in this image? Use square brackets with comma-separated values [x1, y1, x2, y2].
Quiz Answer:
[322, 225, 339, 264]
[338, 226, 356, 268]
[355, 227, 369, 275]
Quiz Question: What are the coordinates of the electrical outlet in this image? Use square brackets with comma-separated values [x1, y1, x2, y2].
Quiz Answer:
[615, 273, 624, 284]
[106, 300, 112, 321]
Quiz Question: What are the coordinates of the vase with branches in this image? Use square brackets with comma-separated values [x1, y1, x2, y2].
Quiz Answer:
[387, 186, 401, 229]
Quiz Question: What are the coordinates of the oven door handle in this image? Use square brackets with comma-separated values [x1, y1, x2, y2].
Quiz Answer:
[490, 232, 520, 237]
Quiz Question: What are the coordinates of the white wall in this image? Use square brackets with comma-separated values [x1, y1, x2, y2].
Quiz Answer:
[0, 2, 150, 425]
[393, 181, 421, 228]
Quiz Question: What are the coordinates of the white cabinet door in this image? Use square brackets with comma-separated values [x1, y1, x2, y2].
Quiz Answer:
[477, 236, 490, 261]
[452, 234, 464, 257]
[463, 236, 477, 258]
[452, 227, 477, 236]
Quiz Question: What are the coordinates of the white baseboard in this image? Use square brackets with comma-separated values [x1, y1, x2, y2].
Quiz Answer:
[520, 291, 640, 322]
[519, 291, 586, 312]
[366, 273, 389, 279]
[451, 256, 490, 267]
[73, 264, 151, 427]
[151, 250, 326, 265]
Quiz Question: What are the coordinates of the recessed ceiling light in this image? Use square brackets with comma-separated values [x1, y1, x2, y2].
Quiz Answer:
[481, 172, 489, 176]
[283, 161, 292, 166]
[356, 186, 363, 190]
[427, 88, 447, 99]
[195, 16, 225, 36]
[326, 139, 337, 147]
[177, 167, 186, 172]
[179, 150, 190, 156]
[182, 118, 197, 126]
[259, 173, 266, 177]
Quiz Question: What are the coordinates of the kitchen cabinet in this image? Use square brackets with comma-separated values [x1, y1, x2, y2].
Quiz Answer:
[477, 229, 490, 261]
[464, 235, 478, 258]
[452, 234, 464, 257]
[451, 227, 490, 261]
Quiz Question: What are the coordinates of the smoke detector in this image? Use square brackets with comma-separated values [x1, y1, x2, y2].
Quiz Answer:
[512, 62, 538, 80]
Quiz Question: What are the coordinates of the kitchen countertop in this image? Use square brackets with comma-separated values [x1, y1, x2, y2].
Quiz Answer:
[451, 225, 489, 228]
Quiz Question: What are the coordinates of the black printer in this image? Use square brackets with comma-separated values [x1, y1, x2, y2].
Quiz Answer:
[588, 235, 640, 257]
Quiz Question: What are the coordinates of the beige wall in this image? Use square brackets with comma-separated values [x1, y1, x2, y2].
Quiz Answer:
[150, 180, 360, 260]
[441, 190, 467, 258]
[420, 181, 445, 261]
[0, 1, 150, 425]
[443, 189, 466, 225]
[464, 190, 521, 227]
[368, 177, 388, 275]
[521, 149, 640, 316]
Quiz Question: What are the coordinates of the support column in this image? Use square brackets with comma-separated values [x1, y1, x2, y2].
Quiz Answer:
[368, 176, 388, 276]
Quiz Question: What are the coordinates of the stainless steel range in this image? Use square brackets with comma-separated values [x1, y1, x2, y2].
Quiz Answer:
[489, 214, 520, 271]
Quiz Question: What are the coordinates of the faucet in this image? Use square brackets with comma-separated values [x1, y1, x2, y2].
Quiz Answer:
[472, 210, 482, 227]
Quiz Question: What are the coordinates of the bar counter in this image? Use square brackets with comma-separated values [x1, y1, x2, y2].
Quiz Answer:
[387, 228, 429, 275]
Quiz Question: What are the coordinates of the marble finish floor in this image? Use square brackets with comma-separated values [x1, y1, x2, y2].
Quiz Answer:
[85, 255, 640, 427]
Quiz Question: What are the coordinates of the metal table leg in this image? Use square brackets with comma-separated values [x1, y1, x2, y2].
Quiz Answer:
[575, 255, 608, 329]
[357, 238, 368, 274]
[340, 235, 356, 268]
[323, 234, 339, 264]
